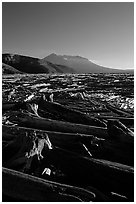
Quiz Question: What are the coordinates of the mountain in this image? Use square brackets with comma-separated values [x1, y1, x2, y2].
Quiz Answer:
[2, 53, 134, 74]
[2, 63, 22, 74]
[2, 54, 75, 74]
[44, 53, 134, 74]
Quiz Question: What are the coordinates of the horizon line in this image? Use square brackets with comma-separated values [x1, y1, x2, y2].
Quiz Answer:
[2, 51, 134, 70]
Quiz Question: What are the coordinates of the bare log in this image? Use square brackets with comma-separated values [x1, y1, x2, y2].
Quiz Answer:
[2, 126, 134, 201]
[43, 147, 134, 201]
[94, 138, 134, 166]
[107, 120, 134, 145]
[2, 102, 26, 112]
[2, 125, 96, 145]
[8, 112, 108, 138]
[105, 103, 133, 117]
[96, 116, 134, 127]
[38, 100, 106, 127]
[2, 125, 97, 157]
[3, 125, 133, 166]
[3, 167, 105, 202]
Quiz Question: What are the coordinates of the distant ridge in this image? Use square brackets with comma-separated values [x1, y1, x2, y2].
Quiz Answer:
[2, 54, 75, 74]
[2, 53, 134, 74]
[44, 53, 134, 74]
[2, 63, 23, 74]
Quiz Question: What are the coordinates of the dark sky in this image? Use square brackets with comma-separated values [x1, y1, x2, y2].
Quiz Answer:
[2, 2, 134, 69]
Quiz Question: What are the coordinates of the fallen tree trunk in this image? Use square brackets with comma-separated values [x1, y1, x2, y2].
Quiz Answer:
[96, 115, 133, 121]
[3, 167, 107, 202]
[94, 137, 134, 166]
[3, 125, 133, 166]
[2, 125, 96, 145]
[2, 100, 106, 127]
[107, 120, 134, 145]
[2, 133, 134, 201]
[2, 125, 97, 157]
[8, 112, 108, 138]
[2, 102, 26, 112]
[38, 100, 106, 127]
[45, 147, 134, 201]
[105, 103, 133, 117]
[96, 116, 134, 127]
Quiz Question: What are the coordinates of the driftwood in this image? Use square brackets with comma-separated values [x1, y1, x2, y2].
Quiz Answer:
[2, 127, 53, 169]
[96, 115, 134, 127]
[2, 129, 134, 201]
[38, 100, 106, 127]
[96, 115, 133, 121]
[45, 147, 134, 201]
[3, 167, 108, 202]
[3, 102, 15, 111]
[2, 102, 26, 112]
[105, 103, 133, 117]
[3, 125, 133, 166]
[2, 125, 98, 157]
[2, 125, 96, 142]
[26, 103, 40, 117]
[3, 124, 134, 201]
[107, 120, 134, 145]
[8, 112, 109, 138]
[2, 100, 106, 127]
[94, 137, 134, 166]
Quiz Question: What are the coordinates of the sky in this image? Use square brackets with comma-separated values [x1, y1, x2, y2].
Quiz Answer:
[2, 2, 134, 69]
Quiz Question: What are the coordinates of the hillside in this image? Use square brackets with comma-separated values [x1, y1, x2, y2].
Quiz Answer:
[2, 54, 75, 74]
[2, 53, 134, 74]
[44, 53, 134, 74]
[2, 63, 23, 74]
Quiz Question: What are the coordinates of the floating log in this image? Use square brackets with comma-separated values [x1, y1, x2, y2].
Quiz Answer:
[96, 115, 134, 127]
[3, 125, 133, 166]
[2, 132, 134, 201]
[8, 112, 108, 138]
[3, 167, 107, 202]
[3, 99, 106, 127]
[96, 115, 133, 121]
[114, 120, 134, 136]
[38, 99, 106, 127]
[107, 120, 134, 145]
[105, 103, 133, 117]
[45, 147, 134, 201]
[2, 125, 97, 157]
[2, 125, 96, 145]
[95, 137, 134, 166]
[2, 102, 26, 112]
[4, 138, 132, 200]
